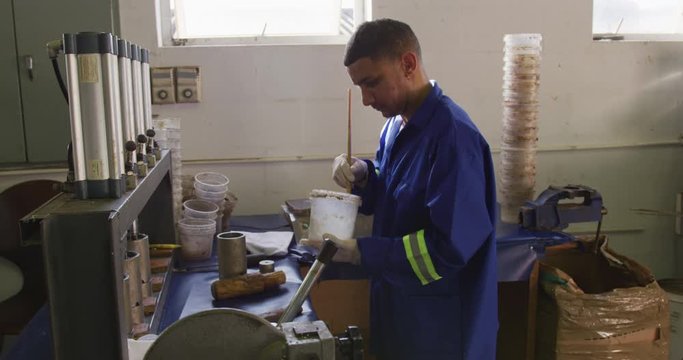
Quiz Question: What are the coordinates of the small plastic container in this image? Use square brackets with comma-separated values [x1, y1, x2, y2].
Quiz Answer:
[193, 184, 227, 201]
[178, 218, 216, 261]
[503, 33, 542, 50]
[194, 172, 229, 192]
[183, 199, 219, 219]
[308, 189, 361, 240]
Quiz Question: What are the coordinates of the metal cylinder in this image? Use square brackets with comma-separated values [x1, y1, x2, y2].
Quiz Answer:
[80, 41, 109, 182]
[128, 233, 153, 297]
[100, 34, 124, 197]
[141, 48, 152, 132]
[258, 260, 275, 274]
[122, 273, 132, 336]
[63, 32, 129, 198]
[216, 232, 247, 279]
[63, 35, 86, 186]
[125, 251, 145, 325]
[131, 44, 146, 157]
[117, 39, 136, 163]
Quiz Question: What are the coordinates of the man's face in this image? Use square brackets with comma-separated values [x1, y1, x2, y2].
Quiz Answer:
[347, 56, 408, 118]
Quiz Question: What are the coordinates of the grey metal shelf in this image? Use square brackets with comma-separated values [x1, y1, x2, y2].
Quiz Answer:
[20, 150, 176, 360]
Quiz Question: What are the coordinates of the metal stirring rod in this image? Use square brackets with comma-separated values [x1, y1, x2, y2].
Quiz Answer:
[278, 238, 338, 325]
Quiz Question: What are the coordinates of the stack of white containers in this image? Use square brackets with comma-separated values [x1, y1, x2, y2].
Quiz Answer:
[193, 172, 230, 233]
[500, 34, 542, 223]
[153, 117, 183, 223]
[178, 198, 218, 261]
[174, 171, 229, 261]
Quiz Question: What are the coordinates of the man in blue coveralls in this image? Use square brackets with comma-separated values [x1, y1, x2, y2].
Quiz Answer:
[327, 19, 498, 359]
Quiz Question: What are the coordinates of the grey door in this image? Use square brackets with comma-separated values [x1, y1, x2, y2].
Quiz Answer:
[0, 1, 26, 163]
[12, 0, 118, 163]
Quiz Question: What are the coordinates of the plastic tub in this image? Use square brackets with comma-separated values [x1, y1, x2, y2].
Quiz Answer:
[183, 211, 217, 221]
[183, 199, 219, 219]
[178, 218, 216, 261]
[194, 172, 229, 192]
[193, 184, 227, 201]
[308, 189, 361, 240]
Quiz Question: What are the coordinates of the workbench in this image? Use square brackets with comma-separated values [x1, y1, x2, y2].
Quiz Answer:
[4, 212, 574, 360]
[3, 214, 317, 360]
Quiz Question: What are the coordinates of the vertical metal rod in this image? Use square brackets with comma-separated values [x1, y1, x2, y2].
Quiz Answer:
[131, 44, 146, 156]
[78, 52, 110, 182]
[65, 50, 86, 182]
[278, 239, 337, 324]
[118, 40, 136, 146]
[346, 88, 352, 193]
[102, 50, 124, 181]
[141, 49, 152, 132]
[130, 219, 139, 237]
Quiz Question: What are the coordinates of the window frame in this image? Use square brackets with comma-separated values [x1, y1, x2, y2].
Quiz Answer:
[592, 0, 683, 42]
[158, 0, 371, 47]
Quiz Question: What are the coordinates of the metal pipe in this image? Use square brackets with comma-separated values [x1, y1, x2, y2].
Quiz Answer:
[122, 274, 132, 336]
[118, 40, 136, 157]
[131, 44, 146, 156]
[100, 34, 124, 193]
[278, 239, 337, 324]
[130, 219, 139, 237]
[128, 234, 152, 297]
[125, 251, 144, 325]
[77, 46, 110, 186]
[63, 35, 86, 183]
[141, 48, 152, 132]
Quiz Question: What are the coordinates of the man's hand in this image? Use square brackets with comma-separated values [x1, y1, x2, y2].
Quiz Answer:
[300, 233, 360, 265]
[332, 154, 368, 189]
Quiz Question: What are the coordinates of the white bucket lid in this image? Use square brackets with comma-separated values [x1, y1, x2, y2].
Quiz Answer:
[309, 189, 361, 207]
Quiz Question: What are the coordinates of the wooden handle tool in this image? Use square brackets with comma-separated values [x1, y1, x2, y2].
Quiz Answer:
[211, 270, 286, 300]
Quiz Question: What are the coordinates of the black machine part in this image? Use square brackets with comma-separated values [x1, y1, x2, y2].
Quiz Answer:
[336, 326, 364, 360]
[519, 184, 604, 231]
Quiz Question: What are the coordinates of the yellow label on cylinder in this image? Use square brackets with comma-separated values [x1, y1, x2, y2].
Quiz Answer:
[78, 55, 99, 83]
[88, 159, 104, 179]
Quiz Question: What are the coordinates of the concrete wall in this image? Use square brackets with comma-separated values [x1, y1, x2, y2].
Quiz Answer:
[2, 0, 682, 277]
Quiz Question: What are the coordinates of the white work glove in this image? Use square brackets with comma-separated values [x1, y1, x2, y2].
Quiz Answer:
[332, 154, 368, 189]
[299, 233, 361, 265]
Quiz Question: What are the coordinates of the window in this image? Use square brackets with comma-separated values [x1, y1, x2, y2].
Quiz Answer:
[593, 0, 683, 40]
[160, 0, 371, 46]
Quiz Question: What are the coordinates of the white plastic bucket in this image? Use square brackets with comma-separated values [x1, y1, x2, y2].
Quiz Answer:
[308, 189, 361, 240]
[659, 278, 683, 360]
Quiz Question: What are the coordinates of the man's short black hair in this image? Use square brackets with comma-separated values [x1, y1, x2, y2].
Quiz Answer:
[344, 18, 421, 67]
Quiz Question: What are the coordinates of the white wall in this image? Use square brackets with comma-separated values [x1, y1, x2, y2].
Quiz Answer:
[2, 0, 681, 277]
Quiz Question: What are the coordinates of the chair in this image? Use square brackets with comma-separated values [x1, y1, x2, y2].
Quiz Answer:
[0, 180, 61, 337]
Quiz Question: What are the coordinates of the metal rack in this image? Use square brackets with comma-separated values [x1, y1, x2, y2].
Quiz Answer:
[20, 150, 175, 360]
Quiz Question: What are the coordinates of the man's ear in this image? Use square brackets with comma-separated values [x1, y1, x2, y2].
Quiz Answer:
[401, 52, 418, 78]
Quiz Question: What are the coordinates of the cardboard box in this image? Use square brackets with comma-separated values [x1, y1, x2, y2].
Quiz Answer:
[536, 238, 669, 359]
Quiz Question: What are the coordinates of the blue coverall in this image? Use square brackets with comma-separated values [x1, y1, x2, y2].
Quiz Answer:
[354, 82, 497, 359]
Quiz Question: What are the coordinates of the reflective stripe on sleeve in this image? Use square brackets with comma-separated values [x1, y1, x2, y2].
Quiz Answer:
[403, 229, 442, 285]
